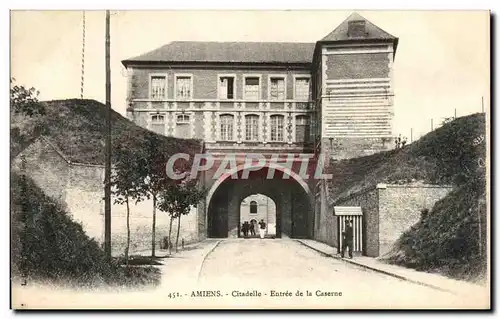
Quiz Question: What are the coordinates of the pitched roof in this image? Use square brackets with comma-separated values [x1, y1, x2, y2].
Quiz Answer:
[122, 41, 316, 65]
[320, 12, 397, 42]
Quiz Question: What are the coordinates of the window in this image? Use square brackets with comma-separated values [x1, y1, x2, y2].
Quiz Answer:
[250, 201, 258, 214]
[219, 76, 235, 99]
[295, 115, 310, 142]
[245, 114, 259, 141]
[150, 114, 165, 135]
[244, 77, 260, 100]
[175, 114, 191, 138]
[220, 114, 234, 141]
[150, 76, 166, 100]
[176, 76, 192, 100]
[176, 114, 190, 124]
[295, 77, 310, 101]
[270, 77, 285, 100]
[270, 115, 285, 142]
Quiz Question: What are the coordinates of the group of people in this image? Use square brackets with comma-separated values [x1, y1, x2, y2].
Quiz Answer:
[241, 219, 267, 239]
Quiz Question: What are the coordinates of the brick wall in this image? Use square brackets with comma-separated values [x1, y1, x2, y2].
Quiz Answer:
[321, 137, 392, 160]
[129, 66, 310, 101]
[377, 184, 452, 256]
[325, 53, 390, 79]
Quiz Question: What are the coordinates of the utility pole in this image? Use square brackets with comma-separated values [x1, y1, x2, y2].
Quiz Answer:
[481, 96, 484, 113]
[410, 128, 413, 143]
[430, 118, 434, 131]
[80, 11, 86, 99]
[104, 10, 112, 261]
[454, 108, 457, 119]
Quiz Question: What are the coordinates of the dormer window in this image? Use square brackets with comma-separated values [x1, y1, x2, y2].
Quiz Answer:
[348, 20, 366, 38]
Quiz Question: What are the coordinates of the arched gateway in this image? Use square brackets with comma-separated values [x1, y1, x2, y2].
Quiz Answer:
[205, 161, 315, 239]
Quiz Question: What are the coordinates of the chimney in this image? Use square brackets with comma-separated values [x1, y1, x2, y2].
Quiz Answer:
[348, 20, 366, 38]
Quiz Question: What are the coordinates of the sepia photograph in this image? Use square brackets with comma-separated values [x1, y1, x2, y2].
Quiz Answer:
[9, 9, 491, 310]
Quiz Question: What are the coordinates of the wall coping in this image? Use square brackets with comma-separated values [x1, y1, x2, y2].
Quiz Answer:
[333, 181, 453, 206]
[378, 183, 453, 189]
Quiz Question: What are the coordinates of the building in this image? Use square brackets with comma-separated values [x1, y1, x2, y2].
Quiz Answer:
[122, 12, 400, 247]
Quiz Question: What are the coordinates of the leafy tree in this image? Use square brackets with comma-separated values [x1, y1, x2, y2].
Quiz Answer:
[10, 78, 45, 117]
[142, 135, 169, 257]
[158, 177, 206, 254]
[111, 140, 147, 265]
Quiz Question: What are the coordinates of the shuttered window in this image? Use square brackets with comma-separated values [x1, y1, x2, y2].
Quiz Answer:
[176, 76, 192, 100]
[244, 77, 260, 100]
[295, 77, 310, 101]
[150, 76, 166, 100]
[270, 77, 285, 100]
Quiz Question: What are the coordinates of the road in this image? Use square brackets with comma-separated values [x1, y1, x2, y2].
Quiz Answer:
[13, 238, 485, 309]
[197, 239, 473, 309]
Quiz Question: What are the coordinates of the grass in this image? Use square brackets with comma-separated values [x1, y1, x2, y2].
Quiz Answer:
[11, 171, 162, 289]
[326, 113, 488, 282]
[327, 113, 486, 203]
[11, 99, 202, 164]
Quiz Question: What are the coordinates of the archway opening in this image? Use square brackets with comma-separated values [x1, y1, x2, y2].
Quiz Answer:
[239, 194, 277, 238]
[206, 165, 313, 239]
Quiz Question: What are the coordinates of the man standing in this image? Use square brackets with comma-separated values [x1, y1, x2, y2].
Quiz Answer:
[341, 220, 354, 259]
[258, 219, 266, 239]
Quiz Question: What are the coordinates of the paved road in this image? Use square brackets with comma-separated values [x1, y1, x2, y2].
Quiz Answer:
[198, 239, 473, 309]
[13, 239, 485, 309]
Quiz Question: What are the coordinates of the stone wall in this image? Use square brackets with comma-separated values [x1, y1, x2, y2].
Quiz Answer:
[377, 183, 452, 256]
[13, 139, 200, 257]
[317, 181, 452, 257]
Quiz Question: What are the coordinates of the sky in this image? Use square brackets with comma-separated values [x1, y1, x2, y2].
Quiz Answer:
[10, 10, 490, 140]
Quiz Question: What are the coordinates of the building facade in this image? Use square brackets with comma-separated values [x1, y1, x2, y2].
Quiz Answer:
[122, 13, 399, 244]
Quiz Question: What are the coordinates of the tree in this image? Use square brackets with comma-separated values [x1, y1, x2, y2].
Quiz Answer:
[10, 78, 45, 117]
[142, 135, 169, 257]
[111, 141, 147, 266]
[157, 177, 206, 254]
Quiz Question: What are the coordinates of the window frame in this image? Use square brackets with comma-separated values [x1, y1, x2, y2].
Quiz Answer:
[219, 113, 235, 141]
[149, 73, 168, 100]
[270, 114, 285, 142]
[174, 73, 194, 100]
[268, 74, 287, 101]
[176, 113, 190, 124]
[244, 113, 260, 142]
[295, 114, 310, 143]
[149, 112, 166, 135]
[243, 74, 262, 101]
[217, 74, 237, 100]
[249, 201, 258, 214]
[293, 74, 311, 101]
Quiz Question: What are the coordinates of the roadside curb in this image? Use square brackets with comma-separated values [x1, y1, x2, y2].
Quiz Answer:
[295, 240, 456, 295]
[196, 240, 222, 282]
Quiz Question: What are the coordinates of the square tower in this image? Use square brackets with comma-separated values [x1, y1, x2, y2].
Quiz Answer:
[312, 13, 398, 160]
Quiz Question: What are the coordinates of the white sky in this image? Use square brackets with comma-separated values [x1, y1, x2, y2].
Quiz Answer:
[10, 10, 490, 139]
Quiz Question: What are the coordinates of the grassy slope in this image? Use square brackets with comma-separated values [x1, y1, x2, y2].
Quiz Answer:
[327, 113, 487, 281]
[328, 113, 486, 203]
[11, 171, 161, 288]
[11, 99, 202, 164]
